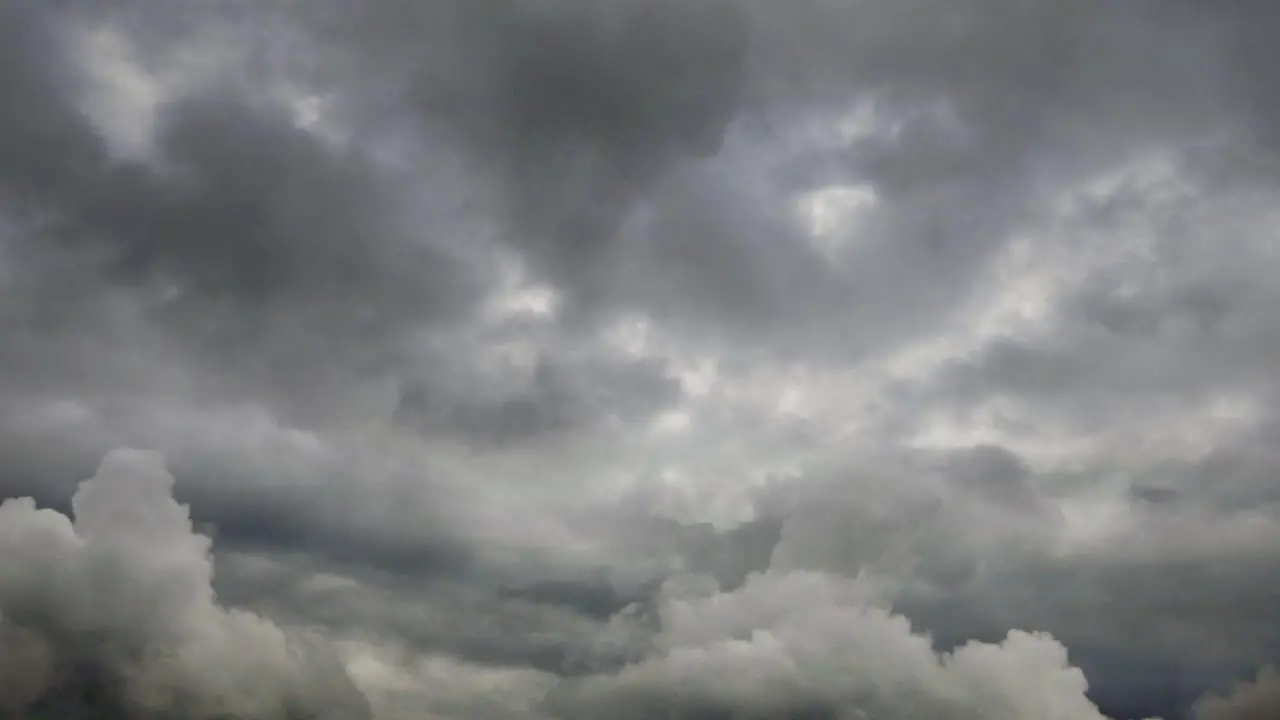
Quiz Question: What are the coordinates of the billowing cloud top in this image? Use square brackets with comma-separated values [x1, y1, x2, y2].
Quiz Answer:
[2, 1, 1280, 719]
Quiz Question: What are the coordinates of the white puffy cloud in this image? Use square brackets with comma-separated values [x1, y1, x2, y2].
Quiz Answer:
[0, 449, 370, 719]
[551, 570, 1142, 720]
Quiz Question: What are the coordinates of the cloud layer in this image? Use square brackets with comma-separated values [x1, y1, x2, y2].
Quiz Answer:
[3, 1, 1280, 718]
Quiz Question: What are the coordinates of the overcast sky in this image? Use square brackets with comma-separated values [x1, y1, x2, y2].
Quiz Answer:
[2, 1, 1280, 718]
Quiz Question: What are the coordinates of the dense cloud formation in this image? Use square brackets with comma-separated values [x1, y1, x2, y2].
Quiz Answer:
[1195, 666, 1280, 720]
[4, 0, 1280, 718]
[0, 450, 370, 719]
[550, 571, 1123, 720]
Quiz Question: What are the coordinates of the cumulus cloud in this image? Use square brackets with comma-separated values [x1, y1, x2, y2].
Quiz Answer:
[1195, 666, 1280, 720]
[0, 449, 370, 719]
[550, 570, 1131, 720]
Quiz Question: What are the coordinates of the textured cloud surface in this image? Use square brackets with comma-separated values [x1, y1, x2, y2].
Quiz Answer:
[1195, 667, 1280, 720]
[3, 0, 1280, 718]
[551, 571, 1119, 720]
[0, 450, 369, 719]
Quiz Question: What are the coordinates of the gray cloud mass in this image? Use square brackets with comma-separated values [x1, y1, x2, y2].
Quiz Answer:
[3, 0, 1280, 718]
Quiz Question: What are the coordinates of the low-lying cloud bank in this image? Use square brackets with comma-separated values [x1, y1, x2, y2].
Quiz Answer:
[0, 450, 370, 720]
[9, 448, 1265, 720]
[551, 572, 1125, 720]
[1195, 666, 1280, 720]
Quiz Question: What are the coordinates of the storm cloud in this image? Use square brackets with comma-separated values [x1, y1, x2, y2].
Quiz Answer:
[3, 0, 1280, 718]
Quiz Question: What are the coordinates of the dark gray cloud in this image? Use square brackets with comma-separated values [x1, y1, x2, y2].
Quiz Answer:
[395, 351, 681, 445]
[0, 16, 464, 427]
[294, 0, 749, 316]
[6, 0, 1280, 719]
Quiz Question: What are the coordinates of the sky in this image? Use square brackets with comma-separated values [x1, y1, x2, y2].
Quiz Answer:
[1, 0, 1280, 718]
